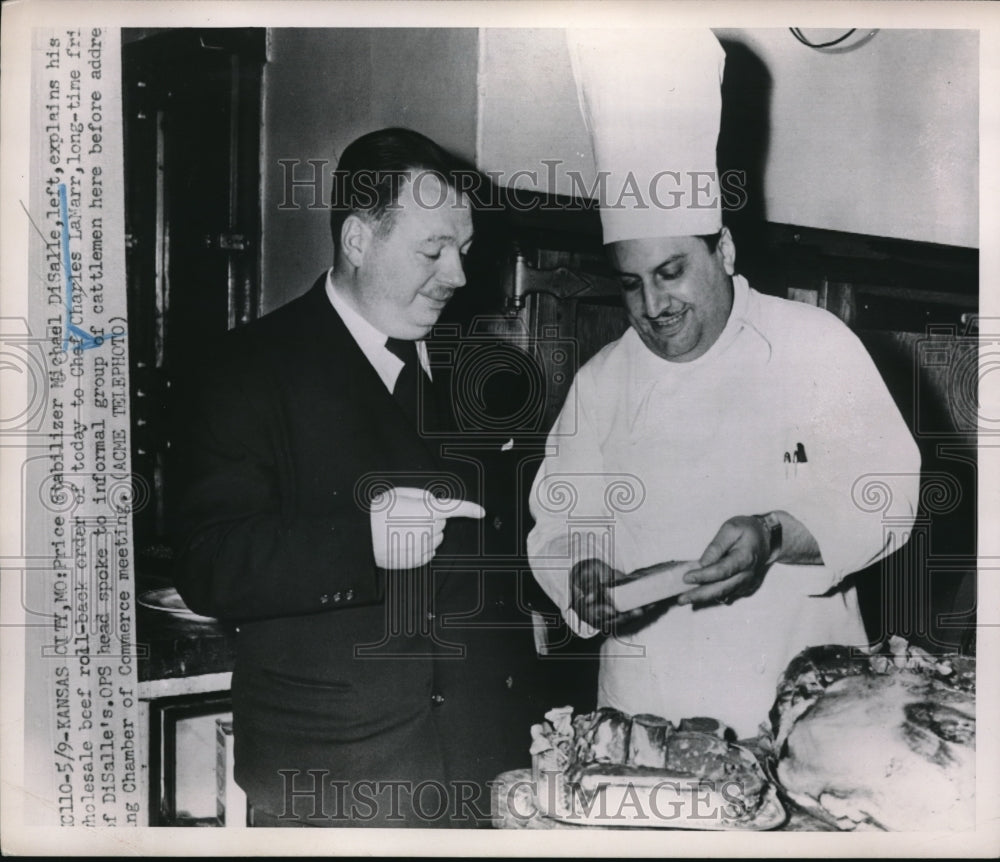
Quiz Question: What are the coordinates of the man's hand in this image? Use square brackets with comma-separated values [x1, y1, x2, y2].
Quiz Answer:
[677, 516, 771, 606]
[370, 487, 485, 570]
[570, 558, 645, 632]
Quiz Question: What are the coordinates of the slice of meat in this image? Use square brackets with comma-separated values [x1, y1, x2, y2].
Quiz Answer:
[665, 732, 732, 773]
[568, 707, 631, 782]
[628, 714, 673, 768]
[662, 734, 768, 818]
[678, 716, 735, 740]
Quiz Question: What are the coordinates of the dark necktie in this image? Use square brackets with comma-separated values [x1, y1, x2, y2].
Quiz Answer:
[385, 337, 421, 426]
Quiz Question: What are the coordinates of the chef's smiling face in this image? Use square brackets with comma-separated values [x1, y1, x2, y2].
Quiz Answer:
[349, 173, 473, 340]
[610, 228, 736, 362]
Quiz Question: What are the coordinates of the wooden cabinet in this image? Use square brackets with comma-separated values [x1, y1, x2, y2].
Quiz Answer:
[122, 27, 265, 554]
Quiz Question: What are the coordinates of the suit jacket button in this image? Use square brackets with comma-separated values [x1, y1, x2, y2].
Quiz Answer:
[345, 589, 354, 601]
[319, 594, 330, 605]
[505, 676, 514, 690]
[332, 592, 342, 603]
[431, 693, 445, 706]
[492, 516, 503, 531]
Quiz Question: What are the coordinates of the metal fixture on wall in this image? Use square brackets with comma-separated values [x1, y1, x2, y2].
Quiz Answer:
[789, 28, 880, 53]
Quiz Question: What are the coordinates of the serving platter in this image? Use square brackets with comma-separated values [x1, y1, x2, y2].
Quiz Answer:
[533, 768, 787, 830]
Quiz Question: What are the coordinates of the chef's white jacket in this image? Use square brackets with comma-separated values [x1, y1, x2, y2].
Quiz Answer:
[527, 275, 921, 738]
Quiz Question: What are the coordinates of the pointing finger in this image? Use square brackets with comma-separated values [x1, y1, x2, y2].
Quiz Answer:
[437, 499, 486, 520]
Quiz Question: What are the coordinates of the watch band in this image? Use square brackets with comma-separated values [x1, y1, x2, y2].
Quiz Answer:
[753, 512, 782, 565]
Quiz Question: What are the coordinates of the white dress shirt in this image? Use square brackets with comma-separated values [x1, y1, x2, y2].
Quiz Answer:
[325, 269, 431, 392]
[527, 275, 921, 737]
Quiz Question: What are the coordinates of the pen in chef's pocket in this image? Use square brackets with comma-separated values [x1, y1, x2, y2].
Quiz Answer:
[785, 443, 807, 478]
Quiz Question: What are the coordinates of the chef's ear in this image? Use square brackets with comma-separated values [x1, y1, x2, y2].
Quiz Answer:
[717, 226, 736, 277]
[340, 213, 374, 269]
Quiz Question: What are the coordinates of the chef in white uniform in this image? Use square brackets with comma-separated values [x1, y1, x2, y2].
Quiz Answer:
[527, 29, 921, 739]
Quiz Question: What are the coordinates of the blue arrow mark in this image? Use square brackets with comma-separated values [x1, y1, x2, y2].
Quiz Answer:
[59, 182, 125, 351]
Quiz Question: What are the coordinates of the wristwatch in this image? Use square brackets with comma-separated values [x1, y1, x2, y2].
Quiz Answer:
[752, 512, 782, 565]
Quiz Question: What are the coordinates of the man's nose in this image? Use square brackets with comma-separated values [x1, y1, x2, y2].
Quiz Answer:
[438, 248, 466, 288]
[641, 282, 674, 318]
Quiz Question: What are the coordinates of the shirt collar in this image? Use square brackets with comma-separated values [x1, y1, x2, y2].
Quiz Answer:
[709, 272, 753, 358]
[326, 269, 393, 357]
[324, 269, 431, 376]
[728, 273, 773, 359]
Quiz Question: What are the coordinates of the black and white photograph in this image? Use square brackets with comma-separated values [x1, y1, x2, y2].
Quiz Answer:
[1, 1, 997, 856]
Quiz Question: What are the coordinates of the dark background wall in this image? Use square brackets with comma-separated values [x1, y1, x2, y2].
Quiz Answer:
[260, 28, 479, 311]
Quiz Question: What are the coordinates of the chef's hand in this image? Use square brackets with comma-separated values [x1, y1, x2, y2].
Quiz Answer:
[570, 558, 644, 632]
[677, 516, 771, 606]
[370, 487, 485, 570]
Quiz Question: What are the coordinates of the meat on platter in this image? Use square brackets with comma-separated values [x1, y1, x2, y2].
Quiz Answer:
[769, 636, 975, 831]
[526, 637, 975, 831]
[530, 706, 776, 826]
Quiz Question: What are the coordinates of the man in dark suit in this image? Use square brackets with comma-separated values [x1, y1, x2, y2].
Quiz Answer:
[171, 128, 540, 827]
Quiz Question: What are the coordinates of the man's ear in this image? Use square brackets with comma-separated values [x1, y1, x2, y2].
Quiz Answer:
[340, 214, 372, 269]
[717, 226, 736, 277]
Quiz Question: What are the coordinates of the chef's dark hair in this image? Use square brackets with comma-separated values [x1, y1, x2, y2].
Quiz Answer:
[329, 127, 471, 261]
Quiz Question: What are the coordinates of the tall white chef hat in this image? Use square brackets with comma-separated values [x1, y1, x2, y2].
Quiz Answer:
[567, 29, 727, 244]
